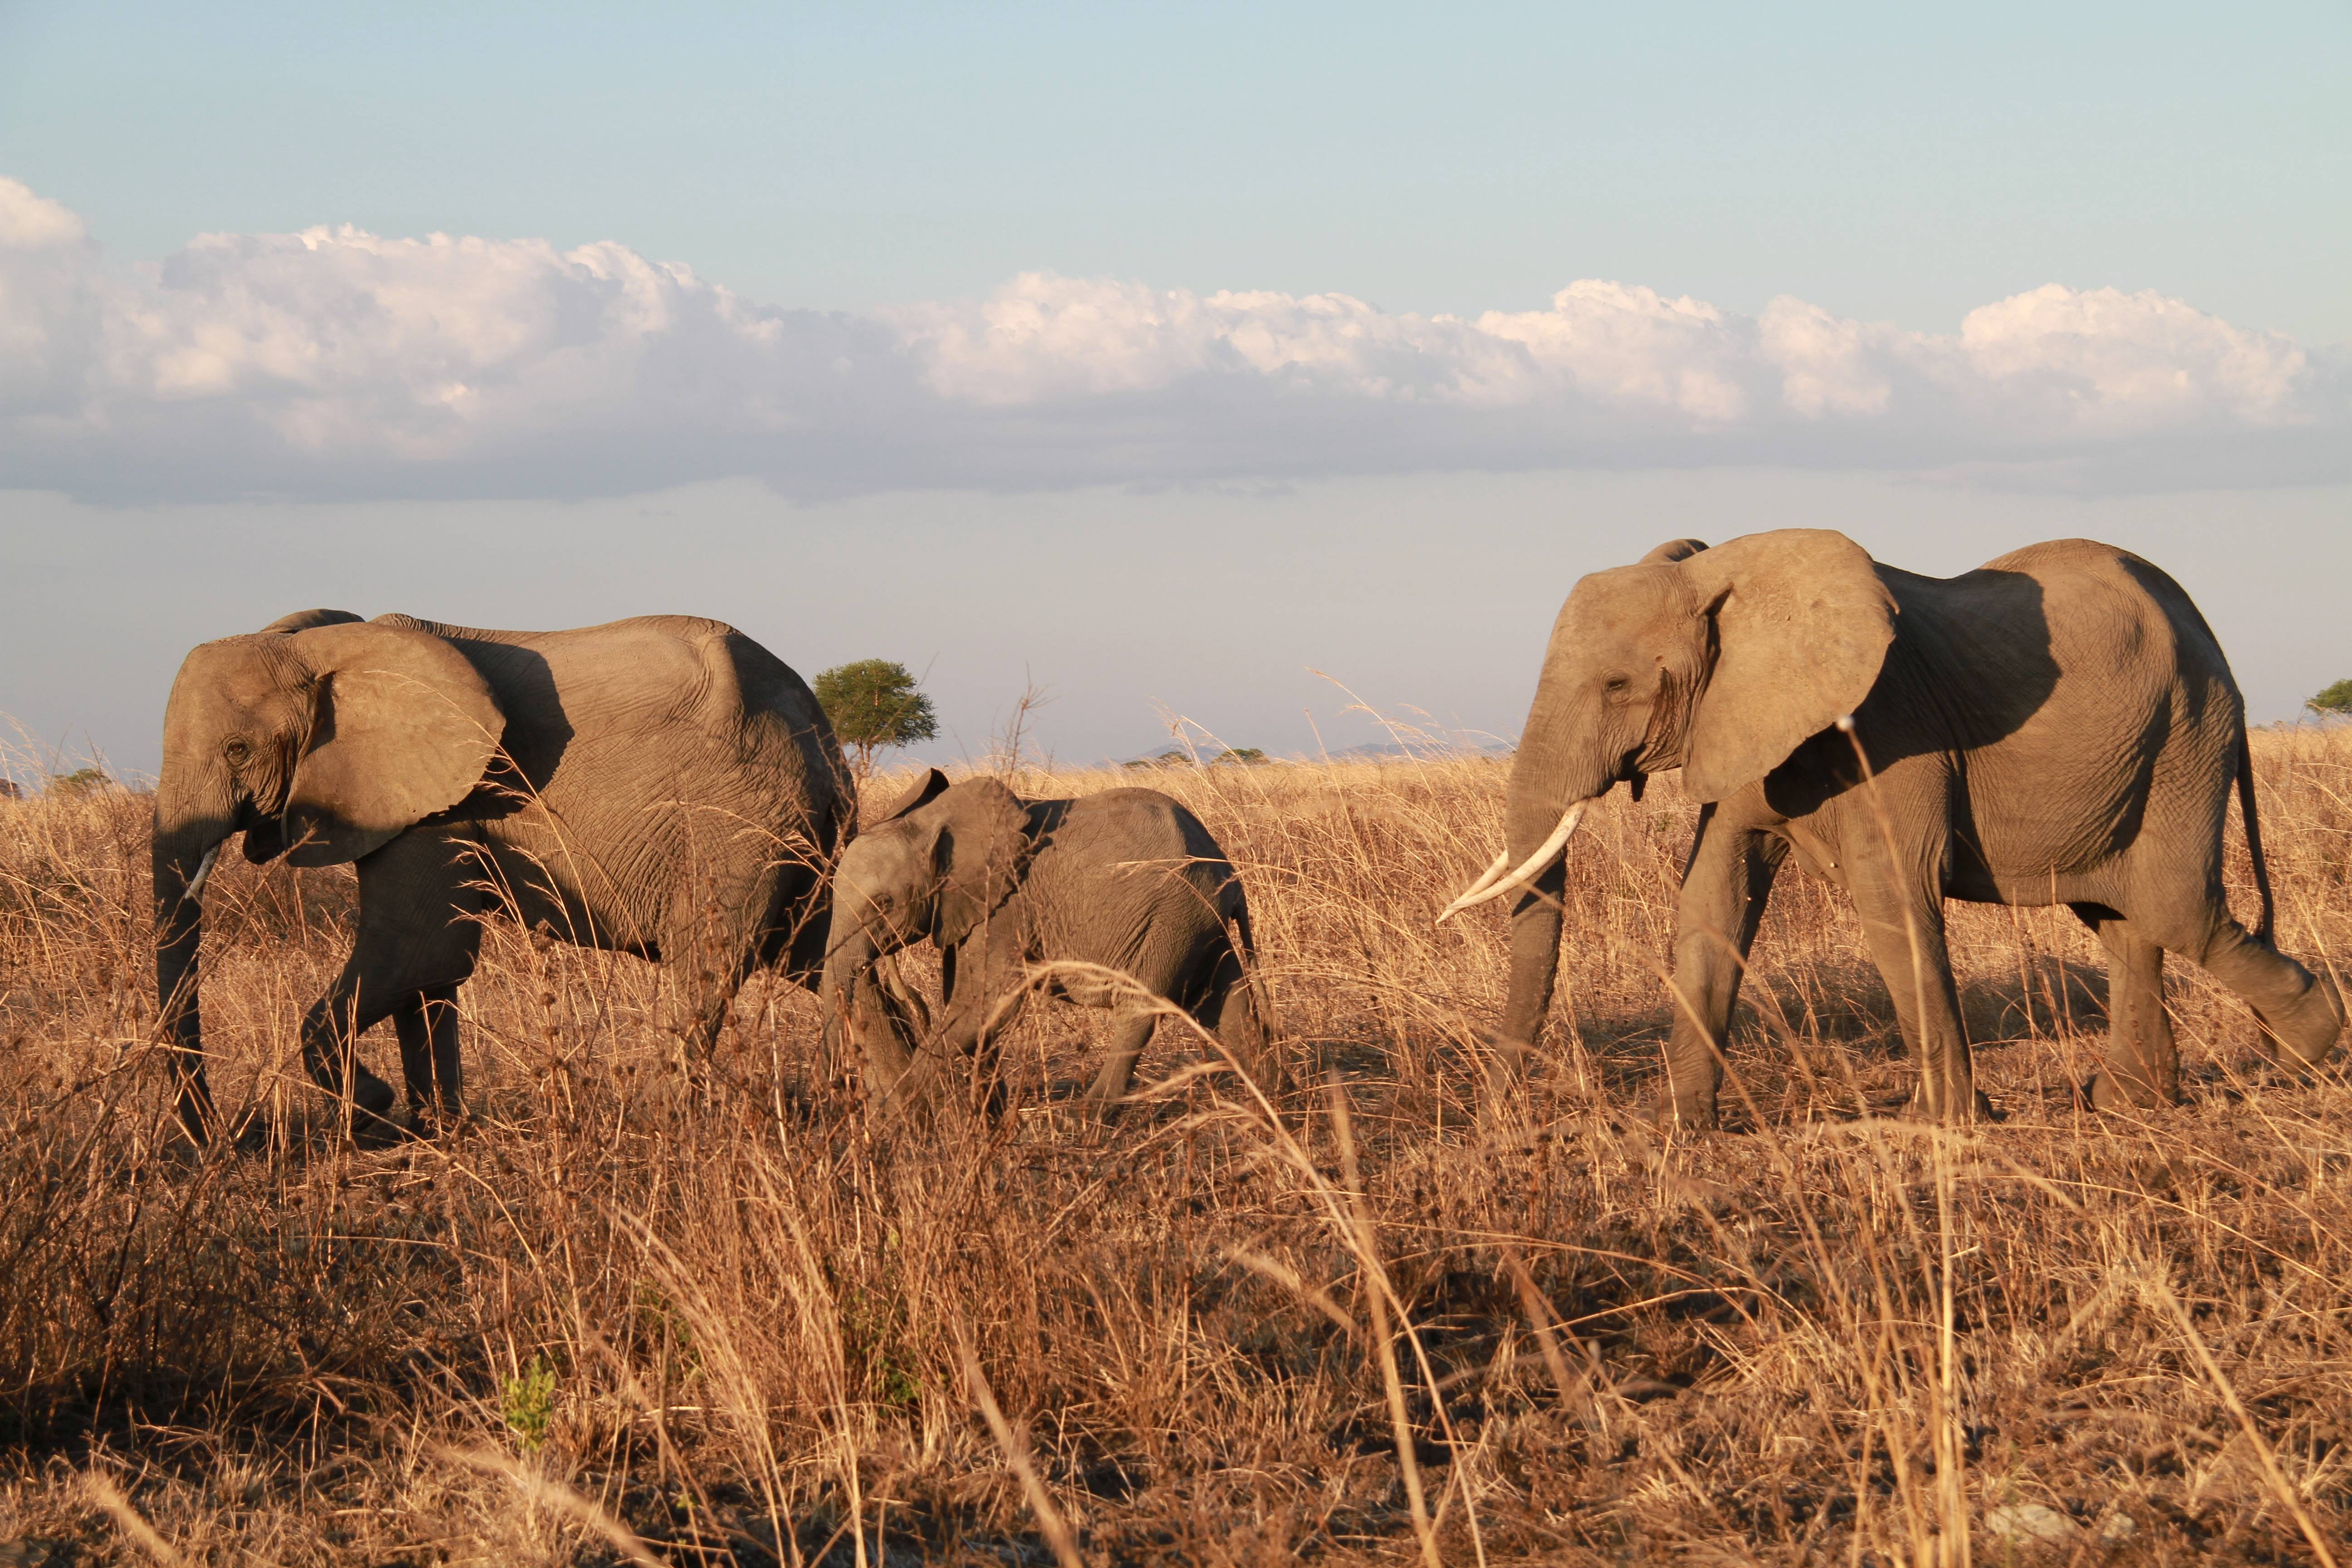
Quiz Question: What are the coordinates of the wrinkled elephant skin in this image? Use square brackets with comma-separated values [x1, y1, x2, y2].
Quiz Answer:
[154, 610, 852, 1140]
[1462, 532, 2339, 1127]
[821, 770, 1271, 1122]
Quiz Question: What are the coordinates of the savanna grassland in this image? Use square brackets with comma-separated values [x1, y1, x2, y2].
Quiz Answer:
[2, 732, 2350, 1566]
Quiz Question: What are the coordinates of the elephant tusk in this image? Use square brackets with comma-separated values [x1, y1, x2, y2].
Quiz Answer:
[180, 843, 222, 906]
[1449, 848, 1514, 904]
[1435, 801, 1589, 924]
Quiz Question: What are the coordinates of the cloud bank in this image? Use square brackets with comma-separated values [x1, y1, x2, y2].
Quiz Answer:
[2, 178, 2343, 503]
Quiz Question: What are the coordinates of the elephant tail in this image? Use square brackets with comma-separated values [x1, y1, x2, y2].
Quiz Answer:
[1230, 897, 1257, 963]
[2237, 726, 2276, 948]
[1216, 900, 1282, 1094]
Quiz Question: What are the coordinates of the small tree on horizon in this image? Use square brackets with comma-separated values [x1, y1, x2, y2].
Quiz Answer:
[45, 766, 110, 798]
[2308, 679, 2352, 720]
[814, 659, 940, 776]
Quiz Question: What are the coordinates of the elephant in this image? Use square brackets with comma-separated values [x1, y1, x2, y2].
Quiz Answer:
[153, 608, 853, 1139]
[820, 769, 1272, 1120]
[1441, 530, 2341, 1127]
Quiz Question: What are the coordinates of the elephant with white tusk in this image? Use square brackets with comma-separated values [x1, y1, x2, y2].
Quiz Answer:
[820, 769, 1272, 1121]
[153, 609, 853, 1141]
[1448, 530, 2340, 1127]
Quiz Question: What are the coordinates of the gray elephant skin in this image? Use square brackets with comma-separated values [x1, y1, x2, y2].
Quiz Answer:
[822, 769, 1271, 1119]
[1445, 530, 2341, 1126]
[154, 609, 852, 1138]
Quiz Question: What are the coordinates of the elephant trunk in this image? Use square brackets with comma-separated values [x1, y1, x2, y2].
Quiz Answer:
[818, 877, 937, 1099]
[152, 790, 235, 1139]
[1490, 695, 1619, 1057]
[817, 916, 881, 1072]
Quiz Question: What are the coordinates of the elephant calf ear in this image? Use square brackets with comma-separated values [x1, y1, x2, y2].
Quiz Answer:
[279, 623, 505, 866]
[1677, 529, 1896, 804]
[257, 608, 364, 635]
[929, 777, 1034, 949]
[876, 766, 953, 825]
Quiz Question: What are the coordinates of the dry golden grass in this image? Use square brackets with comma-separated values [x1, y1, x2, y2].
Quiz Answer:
[3, 731, 2350, 1564]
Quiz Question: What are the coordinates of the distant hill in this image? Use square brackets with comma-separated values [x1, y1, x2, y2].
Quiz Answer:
[1107, 739, 1514, 768]
[1313, 740, 1513, 761]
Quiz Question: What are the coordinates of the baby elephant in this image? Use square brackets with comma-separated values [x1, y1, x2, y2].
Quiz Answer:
[822, 769, 1272, 1119]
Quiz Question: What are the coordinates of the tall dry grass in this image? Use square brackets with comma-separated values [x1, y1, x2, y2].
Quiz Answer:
[1, 730, 2348, 1564]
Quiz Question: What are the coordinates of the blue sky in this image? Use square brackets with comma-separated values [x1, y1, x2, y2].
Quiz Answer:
[2, 0, 2347, 772]
[7, 1, 2347, 335]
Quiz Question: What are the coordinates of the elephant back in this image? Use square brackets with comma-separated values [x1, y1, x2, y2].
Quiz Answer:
[372, 613, 846, 821]
[370, 613, 850, 948]
[1039, 788, 1246, 928]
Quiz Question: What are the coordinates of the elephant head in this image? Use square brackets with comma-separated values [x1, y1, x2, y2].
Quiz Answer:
[819, 768, 1032, 1084]
[154, 612, 505, 1134]
[1445, 529, 1897, 1056]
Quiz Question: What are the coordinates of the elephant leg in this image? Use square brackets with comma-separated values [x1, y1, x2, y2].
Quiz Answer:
[392, 983, 466, 1122]
[672, 936, 757, 1061]
[426, 984, 463, 1115]
[665, 856, 790, 1058]
[1849, 882, 1979, 1121]
[1082, 1006, 1159, 1122]
[2074, 909, 2179, 1109]
[309, 830, 483, 1134]
[1197, 930, 1277, 1100]
[2175, 917, 2342, 1070]
[1659, 809, 1787, 1129]
[392, 991, 434, 1115]
[299, 975, 405, 1135]
[923, 928, 1030, 1117]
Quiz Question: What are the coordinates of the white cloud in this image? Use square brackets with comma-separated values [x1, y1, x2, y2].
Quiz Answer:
[0, 179, 103, 420]
[1, 179, 2342, 501]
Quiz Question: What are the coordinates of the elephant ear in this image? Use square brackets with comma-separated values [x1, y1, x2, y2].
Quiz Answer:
[276, 622, 505, 866]
[1675, 529, 1896, 804]
[926, 777, 1034, 949]
[876, 767, 952, 825]
[258, 608, 364, 635]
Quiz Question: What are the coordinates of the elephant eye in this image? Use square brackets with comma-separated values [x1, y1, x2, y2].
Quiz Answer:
[223, 738, 252, 766]
[1602, 673, 1630, 695]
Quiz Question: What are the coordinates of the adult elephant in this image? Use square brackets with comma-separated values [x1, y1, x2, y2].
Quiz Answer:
[820, 769, 1270, 1121]
[1441, 531, 2340, 1126]
[153, 609, 853, 1139]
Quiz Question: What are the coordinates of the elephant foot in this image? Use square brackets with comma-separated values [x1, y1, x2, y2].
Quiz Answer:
[352, 1113, 406, 1149]
[342, 1072, 403, 1146]
[2258, 968, 2343, 1069]
[1900, 1084, 1999, 1124]
[356, 1070, 397, 1116]
[1482, 1034, 1536, 1082]
[351, 1107, 406, 1148]
[413, 1102, 473, 1140]
[230, 1107, 274, 1156]
[2084, 1066, 2179, 1113]
[1647, 1093, 1720, 1134]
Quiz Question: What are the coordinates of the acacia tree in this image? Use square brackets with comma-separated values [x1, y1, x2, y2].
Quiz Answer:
[814, 659, 939, 776]
[2308, 679, 2352, 719]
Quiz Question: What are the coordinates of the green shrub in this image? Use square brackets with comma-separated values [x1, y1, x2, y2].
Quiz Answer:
[44, 768, 109, 798]
[498, 1356, 557, 1452]
[813, 660, 940, 775]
